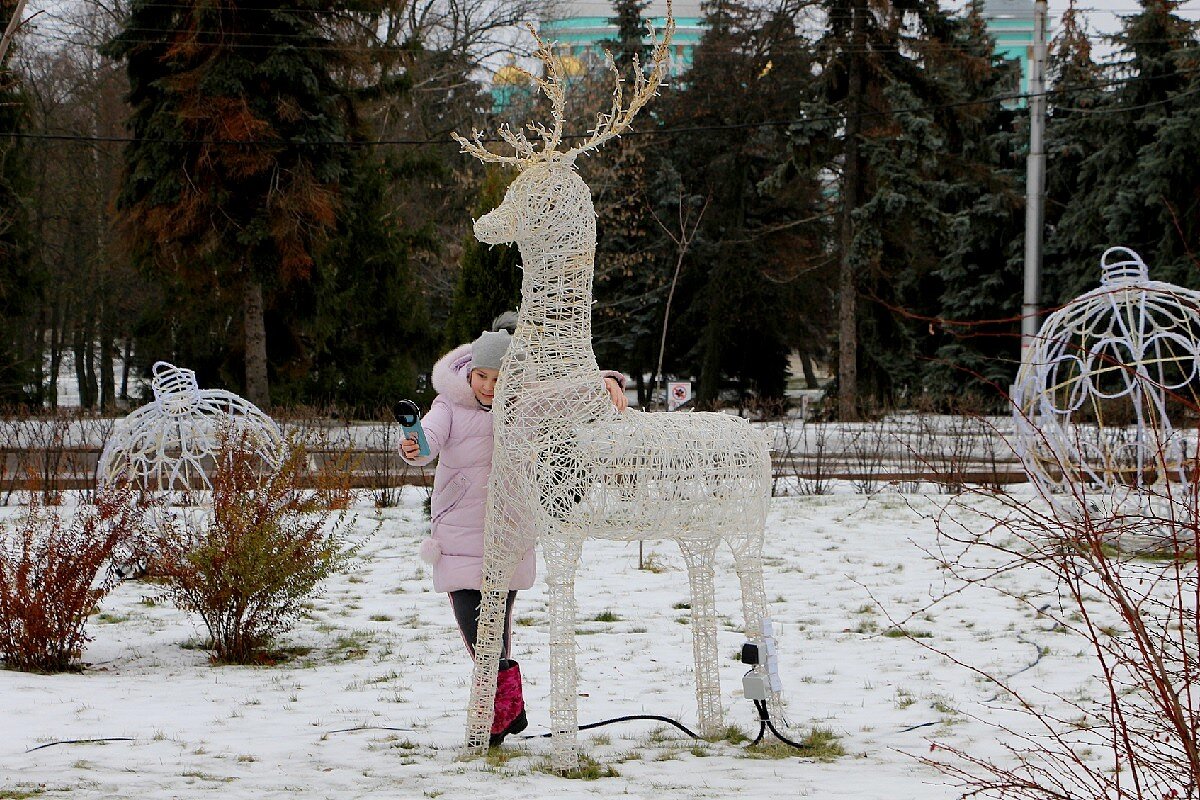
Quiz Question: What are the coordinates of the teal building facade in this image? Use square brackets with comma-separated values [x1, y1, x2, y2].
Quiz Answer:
[499, 0, 1037, 95]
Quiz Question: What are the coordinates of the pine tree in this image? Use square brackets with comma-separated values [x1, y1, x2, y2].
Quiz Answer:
[801, 0, 1020, 412]
[443, 166, 523, 348]
[592, 0, 665, 397]
[0, 47, 38, 403]
[658, 0, 823, 410]
[1049, 0, 1199, 291]
[1042, 0, 1107, 304]
[290, 151, 435, 413]
[925, 1, 1025, 402]
[104, 0, 359, 406]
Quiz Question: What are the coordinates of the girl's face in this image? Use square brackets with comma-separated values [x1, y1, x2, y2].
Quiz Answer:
[469, 367, 500, 407]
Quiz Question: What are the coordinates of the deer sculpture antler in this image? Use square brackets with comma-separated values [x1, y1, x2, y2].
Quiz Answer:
[452, 2, 675, 167]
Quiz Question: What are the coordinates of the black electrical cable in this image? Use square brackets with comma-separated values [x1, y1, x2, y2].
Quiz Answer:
[751, 699, 812, 752]
[522, 713, 702, 740]
[519, 694, 812, 753]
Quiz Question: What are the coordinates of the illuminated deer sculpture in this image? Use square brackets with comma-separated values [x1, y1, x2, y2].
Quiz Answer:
[453, 10, 779, 770]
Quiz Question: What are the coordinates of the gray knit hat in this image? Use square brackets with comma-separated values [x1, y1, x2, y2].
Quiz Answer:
[470, 330, 511, 371]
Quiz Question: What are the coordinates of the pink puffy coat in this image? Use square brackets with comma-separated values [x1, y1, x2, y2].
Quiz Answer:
[402, 344, 536, 593]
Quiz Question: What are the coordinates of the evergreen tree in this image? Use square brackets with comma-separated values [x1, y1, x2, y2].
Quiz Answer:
[104, 0, 360, 405]
[799, 0, 1020, 412]
[1049, 0, 1199, 293]
[260, 150, 432, 414]
[0, 49, 38, 403]
[658, 0, 824, 410]
[1042, 0, 1107, 304]
[443, 166, 523, 348]
[925, 1, 1025, 402]
[592, 0, 666, 399]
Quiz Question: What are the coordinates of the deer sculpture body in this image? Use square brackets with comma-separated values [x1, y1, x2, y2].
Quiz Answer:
[454, 12, 780, 770]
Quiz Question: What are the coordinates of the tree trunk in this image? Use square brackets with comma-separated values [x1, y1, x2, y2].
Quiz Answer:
[837, 0, 867, 422]
[99, 330, 115, 411]
[120, 337, 131, 402]
[243, 279, 269, 407]
[73, 324, 90, 409]
[800, 349, 818, 390]
[47, 297, 67, 409]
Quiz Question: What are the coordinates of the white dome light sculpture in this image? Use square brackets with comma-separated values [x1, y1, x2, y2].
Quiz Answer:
[454, 8, 779, 771]
[1012, 247, 1200, 519]
[97, 361, 283, 493]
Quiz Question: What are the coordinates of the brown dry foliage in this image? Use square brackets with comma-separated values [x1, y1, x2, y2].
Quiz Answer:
[0, 488, 147, 672]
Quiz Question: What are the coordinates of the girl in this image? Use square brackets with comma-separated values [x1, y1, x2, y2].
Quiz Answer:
[400, 328, 627, 745]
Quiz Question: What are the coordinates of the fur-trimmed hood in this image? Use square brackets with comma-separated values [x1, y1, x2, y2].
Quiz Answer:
[431, 343, 479, 410]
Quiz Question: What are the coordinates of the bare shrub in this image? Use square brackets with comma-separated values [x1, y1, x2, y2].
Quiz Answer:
[149, 432, 359, 664]
[0, 488, 146, 672]
[847, 420, 888, 495]
[922, 480, 1200, 798]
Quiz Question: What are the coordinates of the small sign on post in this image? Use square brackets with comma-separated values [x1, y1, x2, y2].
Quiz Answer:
[667, 381, 692, 411]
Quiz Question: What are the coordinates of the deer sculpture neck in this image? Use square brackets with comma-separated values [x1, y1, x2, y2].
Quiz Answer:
[474, 161, 599, 378]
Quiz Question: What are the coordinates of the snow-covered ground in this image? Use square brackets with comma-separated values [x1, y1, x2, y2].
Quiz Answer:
[0, 488, 1103, 799]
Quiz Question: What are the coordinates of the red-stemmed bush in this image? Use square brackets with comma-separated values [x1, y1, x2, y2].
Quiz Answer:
[0, 489, 145, 672]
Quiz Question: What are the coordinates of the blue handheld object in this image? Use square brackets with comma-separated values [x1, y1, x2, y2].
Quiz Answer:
[394, 400, 430, 457]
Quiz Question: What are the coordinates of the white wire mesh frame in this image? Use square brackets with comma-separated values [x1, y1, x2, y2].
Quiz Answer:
[97, 361, 283, 493]
[1012, 247, 1200, 518]
[456, 170, 778, 769]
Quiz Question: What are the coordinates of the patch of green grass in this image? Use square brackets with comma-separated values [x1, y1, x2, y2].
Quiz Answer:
[515, 615, 538, 627]
[853, 618, 879, 634]
[332, 630, 374, 660]
[390, 739, 420, 751]
[883, 627, 932, 639]
[0, 789, 46, 799]
[930, 695, 957, 715]
[895, 688, 916, 709]
[533, 752, 621, 778]
[718, 725, 750, 744]
[368, 614, 392, 622]
[672, 601, 691, 610]
[486, 746, 526, 768]
[180, 771, 234, 782]
[592, 610, 620, 622]
[746, 727, 845, 760]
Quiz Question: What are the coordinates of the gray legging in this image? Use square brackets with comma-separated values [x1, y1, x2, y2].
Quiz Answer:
[449, 589, 517, 663]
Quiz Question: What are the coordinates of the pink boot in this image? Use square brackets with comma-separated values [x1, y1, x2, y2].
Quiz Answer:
[490, 660, 528, 746]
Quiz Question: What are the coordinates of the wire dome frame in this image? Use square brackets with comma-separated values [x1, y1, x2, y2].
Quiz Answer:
[1012, 247, 1200, 519]
[97, 361, 283, 494]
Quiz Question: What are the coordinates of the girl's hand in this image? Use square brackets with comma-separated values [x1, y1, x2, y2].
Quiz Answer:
[604, 376, 628, 413]
[400, 433, 422, 460]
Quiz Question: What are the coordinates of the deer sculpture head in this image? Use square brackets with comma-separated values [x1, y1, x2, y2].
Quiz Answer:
[454, 8, 675, 257]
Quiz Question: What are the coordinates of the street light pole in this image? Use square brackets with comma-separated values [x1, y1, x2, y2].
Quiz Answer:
[1022, 0, 1048, 357]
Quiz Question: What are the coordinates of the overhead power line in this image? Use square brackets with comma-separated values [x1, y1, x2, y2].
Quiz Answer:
[7, 64, 1199, 149]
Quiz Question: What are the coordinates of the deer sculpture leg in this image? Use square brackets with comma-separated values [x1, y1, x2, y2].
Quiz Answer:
[464, 555, 520, 752]
[543, 532, 584, 772]
[677, 535, 723, 737]
[728, 529, 785, 716]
